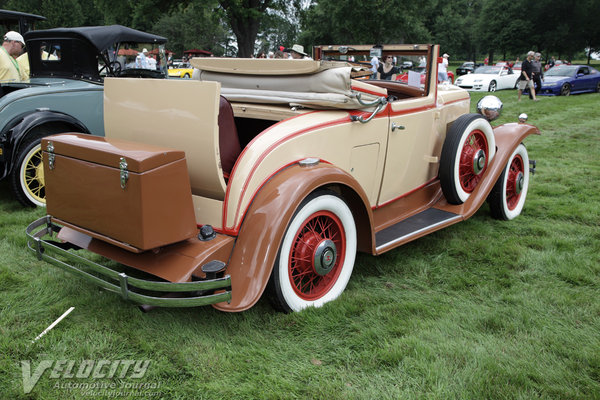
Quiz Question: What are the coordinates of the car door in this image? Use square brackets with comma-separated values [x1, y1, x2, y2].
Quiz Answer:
[571, 67, 587, 92]
[498, 67, 514, 89]
[578, 67, 594, 91]
[378, 96, 437, 205]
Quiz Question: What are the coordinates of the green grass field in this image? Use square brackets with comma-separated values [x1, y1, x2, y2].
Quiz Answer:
[1, 89, 599, 399]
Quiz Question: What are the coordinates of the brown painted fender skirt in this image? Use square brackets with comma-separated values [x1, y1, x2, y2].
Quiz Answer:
[213, 163, 373, 312]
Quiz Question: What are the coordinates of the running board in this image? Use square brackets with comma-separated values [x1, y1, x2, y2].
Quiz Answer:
[375, 208, 462, 253]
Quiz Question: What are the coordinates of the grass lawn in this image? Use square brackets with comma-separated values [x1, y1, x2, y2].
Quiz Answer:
[1, 89, 599, 399]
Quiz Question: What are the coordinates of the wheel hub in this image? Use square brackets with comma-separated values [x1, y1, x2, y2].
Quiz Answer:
[515, 172, 524, 194]
[473, 149, 486, 175]
[35, 159, 45, 185]
[313, 239, 337, 276]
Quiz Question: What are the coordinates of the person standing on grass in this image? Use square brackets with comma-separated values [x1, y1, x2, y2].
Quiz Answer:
[438, 53, 449, 82]
[530, 52, 543, 99]
[518, 51, 538, 101]
[1, 31, 25, 82]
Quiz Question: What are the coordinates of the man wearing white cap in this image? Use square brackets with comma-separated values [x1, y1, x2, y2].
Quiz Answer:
[135, 48, 149, 69]
[438, 53, 449, 82]
[1, 31, 25, 82]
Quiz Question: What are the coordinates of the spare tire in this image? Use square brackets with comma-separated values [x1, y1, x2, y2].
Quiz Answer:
[439, 113, 496, 204]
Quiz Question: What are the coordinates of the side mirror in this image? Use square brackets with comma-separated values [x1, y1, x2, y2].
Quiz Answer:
[437, 57, 443, 64]
[577, 73, 585, 77]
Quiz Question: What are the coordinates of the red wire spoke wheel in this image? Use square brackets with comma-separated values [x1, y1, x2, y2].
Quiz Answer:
[270, 191, 357, 312]
[458, 129, 489, 194]
[505, 154, 525, 210]
[488, 143, 530, 220]
[288, 210, 346, 301]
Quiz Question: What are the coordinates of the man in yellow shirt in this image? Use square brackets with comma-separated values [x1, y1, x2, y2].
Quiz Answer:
[16, 52, 29, 80]
[1, 31, 25, 82]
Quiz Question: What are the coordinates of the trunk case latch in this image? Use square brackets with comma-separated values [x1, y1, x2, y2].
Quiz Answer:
[47, 141, 55, 170]
[119, 157, 129, 189]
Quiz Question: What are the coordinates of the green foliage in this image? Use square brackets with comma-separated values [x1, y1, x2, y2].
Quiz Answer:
[152, 1, 228, 57]
[300, 0, 434, 47]
[255, 9, 299, 55]
[300, 0, 599, 63]
[2, 0, 599, 63]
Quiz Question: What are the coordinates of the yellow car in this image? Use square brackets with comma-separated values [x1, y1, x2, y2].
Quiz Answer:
[168, 66, 193, 79]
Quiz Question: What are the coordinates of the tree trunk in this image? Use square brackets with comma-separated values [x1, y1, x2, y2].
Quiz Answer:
[220, 0, 270, 58]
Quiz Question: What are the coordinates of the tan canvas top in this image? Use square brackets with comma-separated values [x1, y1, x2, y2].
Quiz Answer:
[190, 57, 357, 75]
[192, 60, 387, 110]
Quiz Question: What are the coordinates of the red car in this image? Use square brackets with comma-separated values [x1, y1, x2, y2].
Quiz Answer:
[396, 66, 454, 85]
[545, 59, 570, 71]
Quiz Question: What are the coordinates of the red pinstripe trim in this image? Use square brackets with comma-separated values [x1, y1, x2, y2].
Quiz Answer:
[389, 103, 435, 117]
[374, 177, 438, 209]
[439, 97, 470, 106]
[231, 119, 348, 229]
[350, 84, 388, 97]
[224, 113, 352, 231]
[227, 159, 334, 235]
[348, 105, 391, 120]
[222, 111, 319, 229]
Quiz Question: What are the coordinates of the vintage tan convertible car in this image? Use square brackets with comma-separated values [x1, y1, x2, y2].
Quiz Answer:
[27, 44, 539, 312]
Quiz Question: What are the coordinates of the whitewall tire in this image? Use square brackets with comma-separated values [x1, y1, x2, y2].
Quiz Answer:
[270, 191, 357, 312]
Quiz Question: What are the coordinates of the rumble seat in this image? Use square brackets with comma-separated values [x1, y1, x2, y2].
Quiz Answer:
[218, 96, 242, 178]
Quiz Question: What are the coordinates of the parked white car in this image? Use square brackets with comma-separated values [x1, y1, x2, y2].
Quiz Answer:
[455, 65, 519, 92]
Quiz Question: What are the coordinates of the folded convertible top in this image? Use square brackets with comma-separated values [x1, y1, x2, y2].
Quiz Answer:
[191, 58, 387, 110]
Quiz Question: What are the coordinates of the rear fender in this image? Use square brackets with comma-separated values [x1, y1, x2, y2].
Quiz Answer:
[0, 110, 89, 178]
[213, 162, 373, 312]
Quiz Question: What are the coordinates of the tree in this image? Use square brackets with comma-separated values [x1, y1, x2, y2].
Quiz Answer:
[255, 6, 299, 55]
[92, 0, 135, 27]
[152, 1, 228, 57]
[3, 0, 86, 28]
[573, 0, 600, 64]
[299, 0, 434, 47]
[431, 0, 482, 61]
[218, 0, 286, 57]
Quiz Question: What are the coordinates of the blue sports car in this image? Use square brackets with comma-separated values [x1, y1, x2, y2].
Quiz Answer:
[538, 65, 600, 96]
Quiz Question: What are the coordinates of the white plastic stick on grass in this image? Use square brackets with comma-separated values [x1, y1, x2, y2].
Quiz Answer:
[32, 307, 75, 343]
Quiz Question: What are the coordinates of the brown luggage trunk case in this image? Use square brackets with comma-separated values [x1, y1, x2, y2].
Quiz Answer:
[43, 134, 197, 252]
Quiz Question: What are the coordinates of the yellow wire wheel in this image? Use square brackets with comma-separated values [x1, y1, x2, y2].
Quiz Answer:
[16, 141, 46, 207]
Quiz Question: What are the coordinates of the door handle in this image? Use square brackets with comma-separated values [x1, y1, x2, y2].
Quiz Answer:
[391, 122, 405, 131]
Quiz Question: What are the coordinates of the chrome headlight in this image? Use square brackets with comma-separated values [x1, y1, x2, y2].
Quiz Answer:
[476, 95, 503, 122]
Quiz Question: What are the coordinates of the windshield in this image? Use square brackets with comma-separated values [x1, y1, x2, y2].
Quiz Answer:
[474, 66, 502, 74]
[545, 65, 577, 77]
[101, 43, 167, 78]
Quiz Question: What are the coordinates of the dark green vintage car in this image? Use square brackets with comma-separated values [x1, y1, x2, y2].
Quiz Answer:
[0, 8, 45, 33]
[0, 25, 167, 206]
